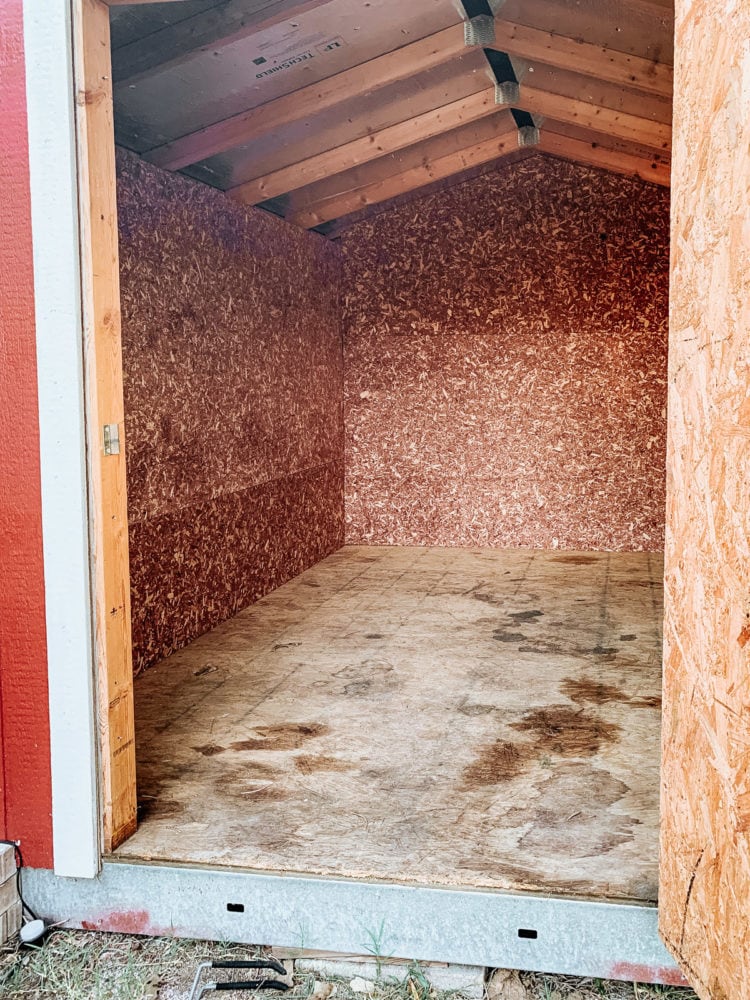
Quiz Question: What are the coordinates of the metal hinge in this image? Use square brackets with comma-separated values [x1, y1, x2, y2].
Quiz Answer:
[103, 423, 120, 456]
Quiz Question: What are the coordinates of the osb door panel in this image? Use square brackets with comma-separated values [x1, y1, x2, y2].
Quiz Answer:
[660, 1, 750, 997]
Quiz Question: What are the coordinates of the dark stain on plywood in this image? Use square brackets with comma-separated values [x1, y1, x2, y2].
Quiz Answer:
[492, 630, 527, 643]
[631, 694, 663, 709]
[462, 740, 531, 787]
[462, 705, 622, 789]
[518, 640, 564, 654]
[510, 705, 621, 757]
[562, 677, 662, 710]
[229, 723, 328, 752]
[137, 797, 183, 821]
[122, 547, 663, 905]
[295, 754, 354, 774]
[516, 766, 636, 857]
[192, 742, 226, 756]
[561, 677, 630, 705]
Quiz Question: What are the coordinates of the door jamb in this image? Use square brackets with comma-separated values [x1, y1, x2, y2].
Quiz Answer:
[71, 0, 137, 854]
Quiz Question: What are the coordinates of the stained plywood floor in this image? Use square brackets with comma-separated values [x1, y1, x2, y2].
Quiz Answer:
[118, 546, 664, 904]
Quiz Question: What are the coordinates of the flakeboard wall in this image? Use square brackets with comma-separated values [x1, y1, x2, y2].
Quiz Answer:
[660, 0, 750, 997]
[341, 155, 670, 551]
[117, 149, 345, 672]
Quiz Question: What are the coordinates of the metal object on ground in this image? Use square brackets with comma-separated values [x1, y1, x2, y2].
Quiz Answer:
[190, 958, 291, 999]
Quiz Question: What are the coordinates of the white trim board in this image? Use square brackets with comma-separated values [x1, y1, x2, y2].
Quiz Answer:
[25, 863, 685, 984]
[23, 0, 100, 878]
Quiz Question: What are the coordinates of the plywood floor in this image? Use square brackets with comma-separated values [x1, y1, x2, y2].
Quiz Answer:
[118, 546, 664, 904]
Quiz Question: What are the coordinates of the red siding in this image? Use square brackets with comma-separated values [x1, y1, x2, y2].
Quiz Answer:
[0, 1, 54, 867]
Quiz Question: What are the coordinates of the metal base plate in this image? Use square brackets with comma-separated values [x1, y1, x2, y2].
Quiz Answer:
[25, 862, 687, 986]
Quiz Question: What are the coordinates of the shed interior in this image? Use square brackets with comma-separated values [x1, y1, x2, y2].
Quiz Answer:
[107, 0, 673, 910]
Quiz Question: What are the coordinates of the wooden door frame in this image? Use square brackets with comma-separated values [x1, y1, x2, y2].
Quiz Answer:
[71, 0, 137, 854]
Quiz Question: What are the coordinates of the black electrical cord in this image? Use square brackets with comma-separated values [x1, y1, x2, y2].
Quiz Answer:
[0, 840, 38, 922]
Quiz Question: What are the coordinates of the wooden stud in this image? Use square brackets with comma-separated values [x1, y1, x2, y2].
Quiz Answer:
[112, 0, 338, 86]
[72, 0, 137, 852]
[539, 131, 671, 185]
[288, 126, 520, 228]
[144, 24, 468, 171]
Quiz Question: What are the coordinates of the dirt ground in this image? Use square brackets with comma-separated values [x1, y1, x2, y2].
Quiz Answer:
[0, 931, 698, 1000]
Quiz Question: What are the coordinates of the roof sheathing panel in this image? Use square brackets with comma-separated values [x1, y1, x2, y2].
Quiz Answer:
[113, 0, 457, 152]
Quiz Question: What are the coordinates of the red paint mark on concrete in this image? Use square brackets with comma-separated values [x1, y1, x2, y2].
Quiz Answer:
[609, 961, 691, 987]
[79, 911, 170, 936]
[0, 1, 54, 867]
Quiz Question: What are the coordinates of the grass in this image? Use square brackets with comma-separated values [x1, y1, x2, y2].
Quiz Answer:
[0, 931, 699, 1000]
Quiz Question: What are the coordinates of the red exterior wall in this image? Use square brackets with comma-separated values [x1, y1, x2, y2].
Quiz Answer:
[341, 156, 670, 551]
[0, 1, 54, 867]
[117, 150, 345, 673]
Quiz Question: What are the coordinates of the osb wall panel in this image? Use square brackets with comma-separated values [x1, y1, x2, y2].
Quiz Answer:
[341, 155, 670, 550]
[116, 148, 344, 672]
[660, 3, 750, 998]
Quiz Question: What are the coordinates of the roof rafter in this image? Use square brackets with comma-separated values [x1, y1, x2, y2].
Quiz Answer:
[230, 82, 670, 206]
[280, 109, 671, 230]
[143, 14, 672, 172]
[278, 109, 519, 213]
[538, 131, 671, 184]
[288, 125, 522, 228]
[145, 23, 468, 170]
[492, 20, 672, 97]
[230, 88, 501, 204]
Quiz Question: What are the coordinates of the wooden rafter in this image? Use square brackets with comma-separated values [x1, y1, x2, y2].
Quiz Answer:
[283, 109, 670, 229]
[288, 126, 522, 228]
[144, 14, 672, 172]
[543, 117, 671, 165]
[145, 24, 468, 170]
[279, 110, 518, 213]
[492, 20, 672, 98]
[518, 85, 671, 150]
[230, 88, 501, 204]
[112, 0, 337, 86]
[113, 4, 672, 95]
[231, 81, 670, 206]
[538, 131, 671, 185]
